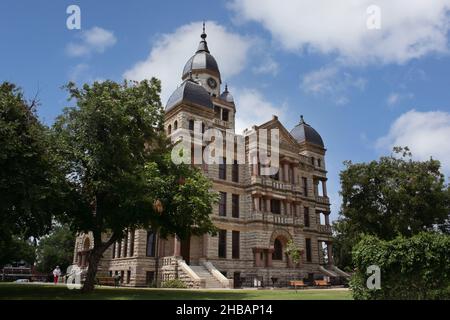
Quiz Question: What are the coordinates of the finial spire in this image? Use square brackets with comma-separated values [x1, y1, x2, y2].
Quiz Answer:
[300, 115, 305, 123]
[225, 83, 228, 92]
[201, 21, 207, 40]
[197, 21, 210, 53]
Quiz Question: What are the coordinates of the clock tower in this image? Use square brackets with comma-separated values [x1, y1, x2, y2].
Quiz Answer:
[181, 22, 222, 97]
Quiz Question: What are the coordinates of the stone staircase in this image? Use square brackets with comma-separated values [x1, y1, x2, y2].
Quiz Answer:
[189, 265, 224, 288]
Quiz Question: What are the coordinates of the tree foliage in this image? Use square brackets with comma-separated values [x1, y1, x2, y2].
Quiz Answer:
[36, 225, 76, 273]
[333, 147, 450, 269]
[350, 232, 450, 300]
[53, 80, 217, 292]
[0, 82, 64, 266]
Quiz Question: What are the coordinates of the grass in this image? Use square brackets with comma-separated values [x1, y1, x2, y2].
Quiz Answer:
[0, 283, 352, 300]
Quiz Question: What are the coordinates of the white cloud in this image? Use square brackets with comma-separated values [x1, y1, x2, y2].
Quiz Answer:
[252, 56, 279, 75]
[67, 27, 117, 57]
[376, 110, 450, 174]
[301, 66, 366, 105]
[68, 63, 90, 82]
[229, 0, 450, 64]
[233, 88, 287, 134]
[123, 21, 253, 105]
[386, 92, 414, 106]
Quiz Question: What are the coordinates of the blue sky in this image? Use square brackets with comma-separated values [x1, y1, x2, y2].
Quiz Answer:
[1, 0, 450, 220]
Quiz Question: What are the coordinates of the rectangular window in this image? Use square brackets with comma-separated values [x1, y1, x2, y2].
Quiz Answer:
[232, 231, 240, 259]
[222, 109, 229, 122]
[302, 177, 308, 196]
[219, 192, 227, 217]
[219, 157, 227, 180]
[271, 199, 281, 215]
[218, 230, 227, 258]
[232, 194, 239, 218]
[112, 242, 116, 259]
[123, 234, 128, 258]
[146, 231, 156, 257]
[232, 160, 239, 182]
[120, 270, 124, 284]
[304, 207, 310, 227]
[129, 230, 135, 257]
[117, 241, 121, 258]
[318, 158, 322, 168]
[188, 119, 194, 131]
[127, 270, 131, 284]
[306, 238, 312, 262]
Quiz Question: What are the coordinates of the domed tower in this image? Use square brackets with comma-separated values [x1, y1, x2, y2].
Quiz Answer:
[290, 115, 328, 199]
[182, 23, 221, 97]
[165, 23, 236, 137]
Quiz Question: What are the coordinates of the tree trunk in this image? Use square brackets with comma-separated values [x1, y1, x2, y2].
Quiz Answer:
[81, 245, 104, 293]
[81, 231, 117, 293]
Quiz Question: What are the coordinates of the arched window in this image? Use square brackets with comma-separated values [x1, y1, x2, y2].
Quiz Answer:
[273, 238, 283, 260]
[83, 238, 90, 251]
[146, 230, 156, 257]
[168, 125, 172, 135]
[174, 120, 178, 130]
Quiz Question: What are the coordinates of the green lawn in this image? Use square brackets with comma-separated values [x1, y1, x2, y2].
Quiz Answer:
[0, 283, 352, 300]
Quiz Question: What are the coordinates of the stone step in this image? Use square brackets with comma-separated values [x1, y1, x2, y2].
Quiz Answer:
[189, 266, 223, 288]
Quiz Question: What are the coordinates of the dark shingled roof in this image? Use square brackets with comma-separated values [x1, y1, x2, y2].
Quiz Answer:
[182, 52, 220, 79]
[290, 116, 324, 147]
[166, 80, 213, 111]
[182, 25, 221, 80]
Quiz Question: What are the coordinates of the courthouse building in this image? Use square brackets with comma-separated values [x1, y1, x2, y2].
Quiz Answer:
[73, 27, 347, 288]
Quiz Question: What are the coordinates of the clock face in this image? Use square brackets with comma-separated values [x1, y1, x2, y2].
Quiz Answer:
[207, 77, 217, 89]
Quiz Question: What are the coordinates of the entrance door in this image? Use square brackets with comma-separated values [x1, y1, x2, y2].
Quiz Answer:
[180, 236, 191, 265]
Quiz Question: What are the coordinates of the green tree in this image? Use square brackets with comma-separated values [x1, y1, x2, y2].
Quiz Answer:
[53, 80, 217, 292]
[0, 236, 36, 267]
[350, 232, 450, 300]
[0, 82, 64, 266]
[36, 225, 76, 273]
[333, 147, 450, 270]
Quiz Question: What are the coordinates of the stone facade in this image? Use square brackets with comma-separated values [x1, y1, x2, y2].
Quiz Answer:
[73, 27, 335, 288]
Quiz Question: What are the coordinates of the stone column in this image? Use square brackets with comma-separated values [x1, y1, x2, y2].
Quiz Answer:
[173, 236, 180, 256]
[266, 248, 274, 267]
[254, 156, 259, 176]
[284, 163, 289, 182]
[293, 166, 298, 184]
[266, 198, 271, 213]
[254, 196, 260, 211]
[322, 180, 327, 197]
[314, 180, 319, 196]
[253, 248, 261, 267]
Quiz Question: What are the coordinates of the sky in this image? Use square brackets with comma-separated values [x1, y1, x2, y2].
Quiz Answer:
[1, 0, 450, 220]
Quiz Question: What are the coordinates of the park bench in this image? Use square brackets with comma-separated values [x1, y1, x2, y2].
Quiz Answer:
[96, 276, 116, 286]
[289, 280, 307, 290]
[314, 279, 331, 287]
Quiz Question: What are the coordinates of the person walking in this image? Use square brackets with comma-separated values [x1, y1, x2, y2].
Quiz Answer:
[53, 266, 61, 285]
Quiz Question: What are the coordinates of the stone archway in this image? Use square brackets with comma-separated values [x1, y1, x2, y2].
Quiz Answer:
[269, 229, 294, 267]
[269, 229, 292, 247]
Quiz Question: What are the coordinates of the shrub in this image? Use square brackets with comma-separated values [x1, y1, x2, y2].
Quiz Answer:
[161, 278, 187, 289]
[350, 232, 450, 300]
